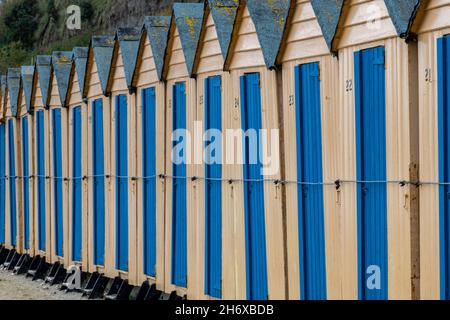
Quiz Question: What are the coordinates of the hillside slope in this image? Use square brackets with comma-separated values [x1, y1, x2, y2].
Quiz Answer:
[0, 0, 202, 73]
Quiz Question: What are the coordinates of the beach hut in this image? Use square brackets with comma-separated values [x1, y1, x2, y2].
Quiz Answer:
[84, 35, 115, 276]
[162, 2, 204, 299]
[134, 15, 170, 293]
[16, 66, 36, 256]
[48, 51, 72, 265]
[222, 0, 290, 300]
[409, 0, 450, 300]
[4, 68, 21, 251]
[331, 0, 420, 300]
[0, 76, 7, 246]
[99, 26, 142, 284]
[275, 0, 342, 300]
[66, 47, 89, 271]
[190, 0, 238, 300]
[32, 56, 53, 262]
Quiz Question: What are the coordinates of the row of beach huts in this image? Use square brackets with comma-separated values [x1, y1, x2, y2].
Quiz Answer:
[0, 0, 449, 300]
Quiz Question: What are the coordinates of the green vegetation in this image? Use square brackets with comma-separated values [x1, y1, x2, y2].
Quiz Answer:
[0, 0, 202, 73]
[0, 0, 98, 73]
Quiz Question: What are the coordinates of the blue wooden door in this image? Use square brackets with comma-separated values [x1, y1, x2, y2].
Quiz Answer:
[354, 46, 388, 300]
[36, 110, 46, 251]
[21, 116, 30, 250]
[438, 35, 450, 299]
[92, 99, 105, 266]
[204, 75, 222, 298]
[8, 119, 17, 247]
[52, 108, 63, 257]
[295, 62, 327, 300]
[142, 87, 157, 277]
[116, 95, 128, 271]
[72, 106, 82, 262]
[0, 123, 5, 244]
[240, 73, 268, 300]
[172, 82, 187, 287]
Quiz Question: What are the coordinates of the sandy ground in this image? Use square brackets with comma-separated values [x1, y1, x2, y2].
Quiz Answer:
[0, 269, 86, 300]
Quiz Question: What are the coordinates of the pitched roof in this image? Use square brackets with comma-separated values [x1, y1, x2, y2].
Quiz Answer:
[91, 35, 115, 95]
[7, 68, 21, 117]
[172, 3, 205, 77]
[116, 27, 141, 88]
[1, 75, 6, 115]
[72, 47, 89, 98]
[21, 66, 35, 113]
[207, 0, 238, 59]
[1, 75, 6, 103]
[310, 0, 344, 52]
[143, 16, 171, 81]
[52, 51, 73, 107]
[35, 55, 52, 107]
[246, 0, 290, 69]
[384, 0, 421, 38]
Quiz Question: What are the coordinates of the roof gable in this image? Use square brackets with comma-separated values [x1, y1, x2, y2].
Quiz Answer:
[72, 47, 89, 99]
[328, 0, 420, 51]
[246, 0, 290, 69]
[143, 16, 171, 82]
[208, 0, 238, 59]
[52, 51, 73, 107]
[21, 66, 35, 113]
[384, 0, 420, 38]
[116, 27, 141, 89]
[310, 0, 344, 52]
[35, 55, 52, 107]
[172, 3, 204, 77]
[91, 36, 115, 95]
[7, 68, 21, 117]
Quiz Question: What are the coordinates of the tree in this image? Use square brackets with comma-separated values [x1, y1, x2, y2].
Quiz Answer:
[0, 42, 33, 73]
[80, 1, 94, 22]
[47, 0, 59, 22]
[2, 0, 38, 49]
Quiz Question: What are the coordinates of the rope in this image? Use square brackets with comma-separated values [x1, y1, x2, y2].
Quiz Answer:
[0, 174, 432, 188]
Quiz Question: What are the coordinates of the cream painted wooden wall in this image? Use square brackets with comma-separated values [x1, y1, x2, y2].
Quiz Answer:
[280, 0, 341, 300]
[32, 78, 53, 261]
[416, 0, 450, 301]
[194, 9, 228, 300]
[48, 74, 70, 266]
[4, 91, 11, 250]
[108, 44, 140, 285]
[14, 94, 24, 254]
[334, 0, 419, 300]
[67, 66, 90, 272]
[32, 78, 52, 261]
[164, 24, 198, 299]
[85, 54, 112, 275]
[4, 91, 19, 251]
[17, 91, 35, 257]
[226, 4, 286, 300]
[135, 34, 166, 291]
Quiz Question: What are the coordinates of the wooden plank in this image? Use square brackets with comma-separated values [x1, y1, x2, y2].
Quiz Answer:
[67, 66, 89, 272]
[417, 26, 450, 300]
[417, 0, 450, 34]
[335, 0, 397, 50]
